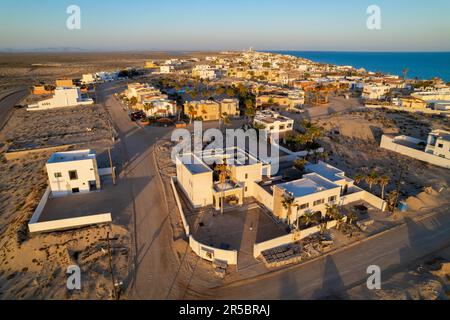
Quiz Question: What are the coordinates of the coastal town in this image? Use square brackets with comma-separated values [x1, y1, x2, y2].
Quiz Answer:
[0, 48, 450, 301]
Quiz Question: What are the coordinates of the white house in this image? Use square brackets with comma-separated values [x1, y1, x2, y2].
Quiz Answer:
[46, 150, 101, 197]
[425, 130, 450, 159]
[362, 84, 391, 100]
[175, 148, 386, 227]
[143, 99, 177, 118]
[192, 65, 218, 80]
[254, 110, 294, 140]
[28, 87, 94, 111]
[160, 66, 174, 74]
[81, 74, 96, 84]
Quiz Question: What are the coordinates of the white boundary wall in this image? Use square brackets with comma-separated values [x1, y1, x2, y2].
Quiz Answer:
[253, 219, 342, 258]
[170, 177, 190, 235]
[29, 186, 51, 224]
[28, 186, 112, 234]
[171, 177, 238, 265]
[29, 213, 112, 234]
[366, 104, 450, 117]
[189, 236, 238, 265]
[381, 135, 450, 169]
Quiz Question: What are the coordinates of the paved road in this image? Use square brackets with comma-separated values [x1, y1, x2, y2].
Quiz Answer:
[96, 83, 183, 299]
[0, 89, 29, 130]
[196, 209, 450, 300]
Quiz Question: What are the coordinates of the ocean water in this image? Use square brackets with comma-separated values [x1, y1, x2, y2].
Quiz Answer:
[270, 51, 450, 82]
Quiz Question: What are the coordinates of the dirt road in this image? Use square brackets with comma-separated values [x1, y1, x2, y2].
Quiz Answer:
[96, 83, 184, 299]
[0, 89, 28, 130]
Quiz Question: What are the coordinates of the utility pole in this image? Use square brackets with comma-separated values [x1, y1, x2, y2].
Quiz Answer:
[107, 120, 116, 186]
[108, 147, 116, 185]
[392, 162, 406, 214]
[103, 232, 118, 300]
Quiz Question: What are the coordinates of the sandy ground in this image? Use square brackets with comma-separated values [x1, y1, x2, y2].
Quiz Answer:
[0, 100, 130, 299]
[347, 246, 450, 300]
[0, 51, 223, 92]
[314, 109, 450, 210]
[1, 105, 111, 151]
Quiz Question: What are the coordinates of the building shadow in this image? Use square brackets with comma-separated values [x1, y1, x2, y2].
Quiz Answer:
[310, 256, 350, 300]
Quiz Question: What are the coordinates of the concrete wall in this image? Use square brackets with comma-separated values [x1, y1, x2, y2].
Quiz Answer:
[381, 135, 450, 169]
[252, 182, 274, 211]
[98, 167, 115, 176]
[340, 187, 365, 205]
[366, 104, 450, 117]
[5, 144, 73, 161]
[29, 186, 51, 224]
[189, 235, 238, 265]
[253, 219, 342, 258]
[29, 213, 112, 234]
[362, 191, 387, 211]
[171, 177, 191, 235]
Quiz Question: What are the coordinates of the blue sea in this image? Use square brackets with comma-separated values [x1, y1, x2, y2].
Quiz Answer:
[269, 51, 450, 82]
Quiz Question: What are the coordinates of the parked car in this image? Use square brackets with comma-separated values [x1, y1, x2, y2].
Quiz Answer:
[129, 110, 146, 121]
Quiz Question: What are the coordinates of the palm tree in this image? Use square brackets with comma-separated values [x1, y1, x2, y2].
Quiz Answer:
[188, 106, 197, 124]
[346, 211, 359, 225]
[387, 190, 399, 212]
[378, 175, 390, 200]
[365, 171, 379, 190]
[354, 173, 365, 185]
[293, 159, 307, 172]
[245, 106, 256, 124]
[301, 211, 316, 228]
[219, 112, 230, 134]
[281, 193, 297, 225]
[325, 204, 343, 229]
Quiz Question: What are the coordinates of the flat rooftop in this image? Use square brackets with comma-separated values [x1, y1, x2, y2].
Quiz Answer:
[47, 150, 95, 164]
[201, 148, 262, 167]
[306, 162, 346, 183]
[277, 173, 339, 198]
[178, 154, 212, 174]
[254, 112, 293, 124]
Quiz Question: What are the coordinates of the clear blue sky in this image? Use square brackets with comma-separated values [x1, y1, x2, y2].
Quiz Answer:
[1, 0, 450, 51]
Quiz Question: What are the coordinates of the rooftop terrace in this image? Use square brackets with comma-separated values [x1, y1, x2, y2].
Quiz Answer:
[47, 150, 96, 164]
[278, 173, 339, 198]
[306, 161, 348, 183]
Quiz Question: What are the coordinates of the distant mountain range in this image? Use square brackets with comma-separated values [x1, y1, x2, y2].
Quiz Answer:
[0, 47, 88, 53]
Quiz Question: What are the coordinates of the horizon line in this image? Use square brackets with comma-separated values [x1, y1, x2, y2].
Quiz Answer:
[1, 49, 450, 54]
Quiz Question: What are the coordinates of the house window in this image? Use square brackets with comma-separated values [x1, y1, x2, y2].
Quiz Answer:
[245, 186, 248, 192]
[245, 174, 248, 179]
[54, 172, 62, 178]
[438, 144, 444, 148]
[68, 170, 78, 180]
[328, 196, 337, 203]
[299, 203, 309, 210]
[313, 199, 325, 206]
[72, 188, 80, 193]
